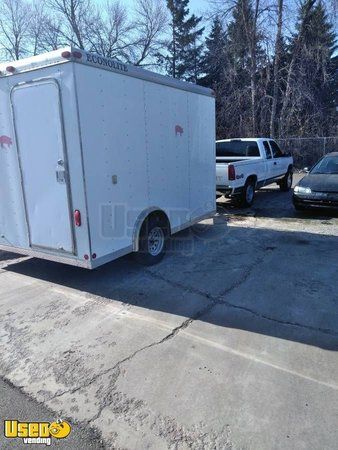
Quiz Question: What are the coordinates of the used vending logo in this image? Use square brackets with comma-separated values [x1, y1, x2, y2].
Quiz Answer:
[4, 419, 72, 446]
[0, 135, 12, 149]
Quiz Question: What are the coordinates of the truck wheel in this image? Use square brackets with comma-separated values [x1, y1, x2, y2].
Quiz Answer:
[238, 179, 256, 207]
[280, 170, 293, 192]
[135, 215, 169, 266]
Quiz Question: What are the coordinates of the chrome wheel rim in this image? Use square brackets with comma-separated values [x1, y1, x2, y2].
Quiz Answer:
[148, 227, 165, 256]
[246, 184, 254, 203]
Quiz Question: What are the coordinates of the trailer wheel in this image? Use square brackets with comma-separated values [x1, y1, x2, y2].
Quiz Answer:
[135, 215, 169, 265]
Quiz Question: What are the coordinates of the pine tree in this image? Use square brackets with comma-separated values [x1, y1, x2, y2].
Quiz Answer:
[279, 0, 336, 136]
[161, 0, 204, 81]
[200, 16, 227, 87]
[226, 0, 265, 135]
[227, 0, 253, 70]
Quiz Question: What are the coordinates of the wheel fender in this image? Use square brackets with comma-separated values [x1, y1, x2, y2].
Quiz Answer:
[246, 175, 257, 188]
[132, 207, 171, 252]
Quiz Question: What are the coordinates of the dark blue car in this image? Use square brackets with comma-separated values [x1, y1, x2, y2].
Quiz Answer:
[293, 153, 338, 211]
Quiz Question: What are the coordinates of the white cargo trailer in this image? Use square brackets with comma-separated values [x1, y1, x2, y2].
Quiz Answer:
[0, 47, 215, 269]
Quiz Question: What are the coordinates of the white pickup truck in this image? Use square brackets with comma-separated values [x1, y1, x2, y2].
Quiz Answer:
[216, 138, 294, 207]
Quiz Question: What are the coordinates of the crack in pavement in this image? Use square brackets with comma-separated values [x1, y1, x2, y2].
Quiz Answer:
[47, 301, 215, 404]
[47, 247, 337, 413]
[48, 252, 266, 423]
[6, 246, 337, 435]
[147, 263, 338, 338]
[82, 252, 272, 425]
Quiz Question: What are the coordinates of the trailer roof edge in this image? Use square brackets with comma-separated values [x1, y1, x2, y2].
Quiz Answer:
[0, 47, 214, 98]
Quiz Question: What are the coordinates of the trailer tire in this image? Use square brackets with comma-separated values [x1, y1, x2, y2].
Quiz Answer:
[280, 169, 293, 192]
[238, 178, 256, 208]
[134, 214, 169, 266]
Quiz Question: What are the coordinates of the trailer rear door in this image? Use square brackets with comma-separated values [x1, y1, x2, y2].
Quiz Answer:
[11, 80, 74, 254]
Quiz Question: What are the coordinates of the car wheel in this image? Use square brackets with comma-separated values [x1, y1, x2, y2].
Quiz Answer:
[239, 179, 256, 207]
[280, 170, 293, 192]
[134, 215, 169, 265]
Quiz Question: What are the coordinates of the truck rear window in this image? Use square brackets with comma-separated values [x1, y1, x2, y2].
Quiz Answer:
[216, 141, 260, 157]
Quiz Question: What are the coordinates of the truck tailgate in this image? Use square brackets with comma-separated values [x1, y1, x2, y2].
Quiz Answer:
[216, 163, 229, 186]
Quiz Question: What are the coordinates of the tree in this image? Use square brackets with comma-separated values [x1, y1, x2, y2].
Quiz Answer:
[200, 16, 227, 87]
[84, 1, 133, 60]
[160, 0, 204, 81]
[226, 0, 265, 135]
[46, 0, 92, 49]
[0, 0, 32, 60]
[130, 0, 168, 66]
[269, 0, 284, 137]
[279, 0, 336, 137]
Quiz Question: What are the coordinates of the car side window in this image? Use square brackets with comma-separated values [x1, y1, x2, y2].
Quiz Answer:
[269, 141, 283, 158]
[263, 141, 272, 160]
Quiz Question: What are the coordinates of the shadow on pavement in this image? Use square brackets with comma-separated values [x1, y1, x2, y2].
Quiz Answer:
[217, 188, 338, 220]
[5, 215, 338, 352]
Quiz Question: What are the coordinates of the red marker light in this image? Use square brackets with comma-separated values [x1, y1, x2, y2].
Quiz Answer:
[6, 66, 15, 73]
[74, 210, 81, 227]
[84, 254, 89, 260]
[92, 253, 97, 259]
[72, 51, 82, 59]
[228, 164, 236, 181]
[61, 51, 71, 59]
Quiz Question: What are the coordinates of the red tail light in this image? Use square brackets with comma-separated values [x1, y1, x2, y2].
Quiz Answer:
[6, 66, 15, 73]
[61, 50, 82, 59]
[74, 210, 81, 227]
[228, 164, 236, 181]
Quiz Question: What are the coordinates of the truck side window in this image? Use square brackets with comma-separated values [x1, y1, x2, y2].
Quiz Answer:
[263, 141, 272, 159]
[270, 141, 283, 158]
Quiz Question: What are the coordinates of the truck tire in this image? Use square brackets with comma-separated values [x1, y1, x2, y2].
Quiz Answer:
[134, 215, 169, 266]
[238, 179, 256, 207]
[279, 170, 293, 192]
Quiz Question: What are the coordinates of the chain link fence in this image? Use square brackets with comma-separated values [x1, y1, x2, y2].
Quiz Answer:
[277, 137, 338, 170]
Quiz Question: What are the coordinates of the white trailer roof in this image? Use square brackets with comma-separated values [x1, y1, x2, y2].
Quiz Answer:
[0, 46, 214, 98]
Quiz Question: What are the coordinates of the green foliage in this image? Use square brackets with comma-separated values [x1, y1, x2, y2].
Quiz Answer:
[160, 0, 204, 81]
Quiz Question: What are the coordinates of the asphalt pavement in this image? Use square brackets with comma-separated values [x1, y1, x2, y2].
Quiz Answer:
[1, 175, 337, 450]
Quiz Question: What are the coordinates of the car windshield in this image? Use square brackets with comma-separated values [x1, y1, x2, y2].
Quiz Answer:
[311, 156, 338, 175]
[216, 140, 260, 157]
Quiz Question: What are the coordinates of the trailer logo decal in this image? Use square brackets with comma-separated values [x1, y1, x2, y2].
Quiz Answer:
[175, 125, 184, 136]
[86, 53, 128, 73]
[0, 135, 12, 149]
